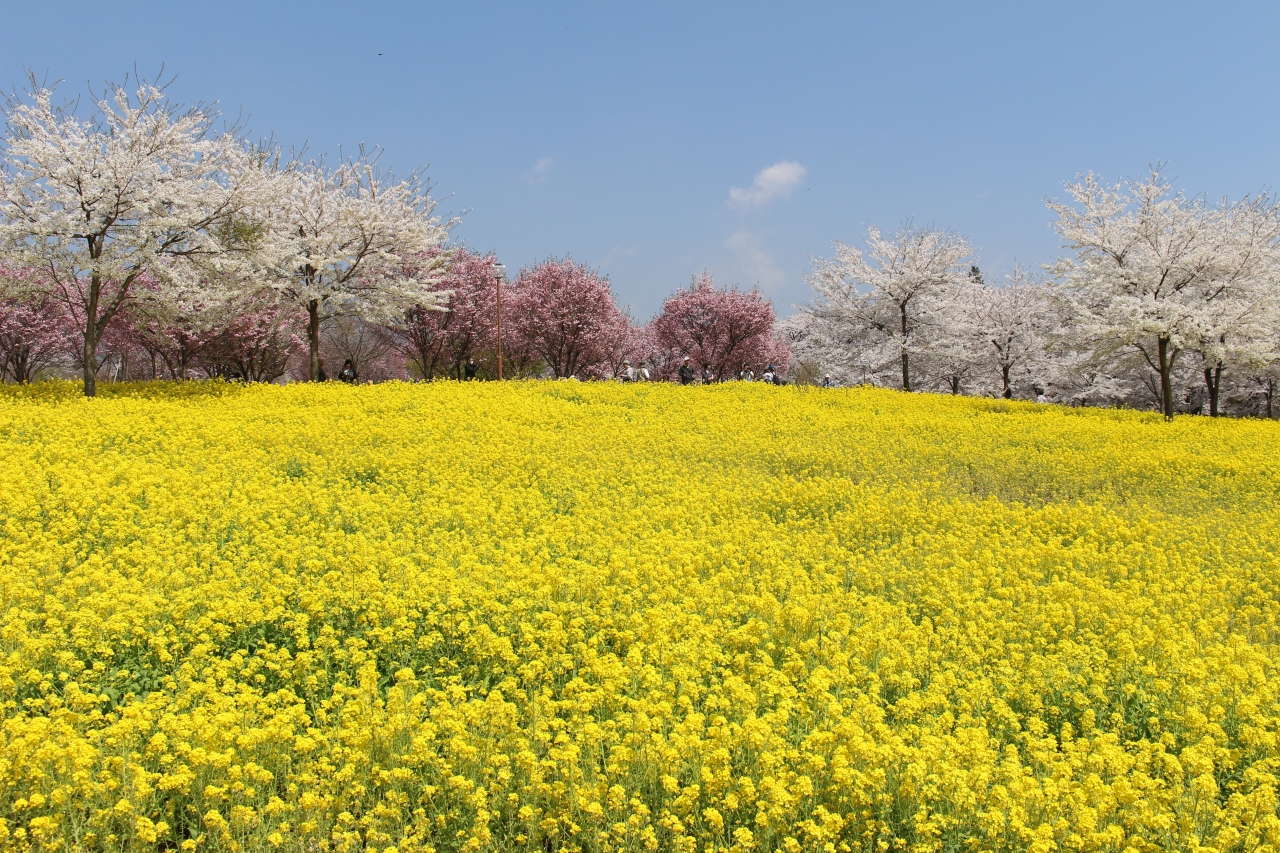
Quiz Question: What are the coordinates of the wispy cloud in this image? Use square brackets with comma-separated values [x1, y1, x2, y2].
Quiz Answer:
[727, 160, 807, 209]
[526, 157, 552, 184]
[725, 230, 785, 290]
[599, 243, 641, 269]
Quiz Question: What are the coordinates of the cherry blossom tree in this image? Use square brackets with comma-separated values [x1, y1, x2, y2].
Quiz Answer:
[0, 74, 270, 396]
[776, 312, 830, 382]
[1179, 198, 1280, 416]
[808, 225, 973, 391]
[0, 300, 66, 382]
[0, 265, 62, 382]
[201, 297, 303, 382]
[0, 266, 71, 383]
[396, 302, 454, 379]
[944, 267, 1053, 398]
[918, 320, 980, 395]
[650, 273, 788, 381]
[1247, 353, 1280, 418]
[320, 316, 402, 382]
[1048, 168, 1280, 419]
[260, 153, 454, 381]
[779, 309, 883, 387]
[121, 300, 216, 379]
[505, 258, 627, 378]
[600, 315, 654, 380]
[385, 247, 499, 380]
[1188, 294, 1278, 416]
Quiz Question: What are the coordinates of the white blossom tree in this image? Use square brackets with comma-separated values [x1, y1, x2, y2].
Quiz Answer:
[951, 266, 1054, 399]
[1048, 168, 1280, 419]
[914, 267, 984, 396]
[1188, 293, 1277, 415]
[0, 74, 270, 395]
[261, 154, 454, 381]
[779, 306, 899, 387]
[808, 224, 972, 391]
[1246, 343, 1280, 418]
[1180, 196, 1280, 415]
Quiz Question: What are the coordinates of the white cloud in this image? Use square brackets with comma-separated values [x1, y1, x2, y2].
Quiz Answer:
[725, 230, 785, 290]
[526, 157, 552, 184]
[727, 160, 807, 209]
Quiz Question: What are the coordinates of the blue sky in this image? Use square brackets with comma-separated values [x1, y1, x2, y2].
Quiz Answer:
[4, 2, 1280, 318]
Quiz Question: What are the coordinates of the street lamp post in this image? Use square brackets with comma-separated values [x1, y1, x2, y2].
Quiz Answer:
[493, 263, 506, 381]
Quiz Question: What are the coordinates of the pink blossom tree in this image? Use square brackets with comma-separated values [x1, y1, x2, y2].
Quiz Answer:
[599, 316, 655, 380]
[506, 258, 627, 378]
[202, 297, 305, 382]
[108, 287, 303, 382]
[0, 265, 68, 382]
[0, 289, 71, 383]
[650, 273, 789, 380]
[386, 247, 499, 380]
[0, 264, 155, 383]
[123, 310, 215, 380]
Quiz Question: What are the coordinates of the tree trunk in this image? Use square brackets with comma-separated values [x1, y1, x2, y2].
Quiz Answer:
[950, 376, 961, 395]
[899, 303, 911, 392]
[1157, 335, 1175, 420]
[82, 325, 98, 399]
[1266, 378, 1274, 419]
[308, 300, 321, 381]
[13, 347, 31, 384]
[1002, 364, 1012, 399]
[1203, 365, 1223, 417]
[82, 337, 98, 397]
[83, 276, 101, 397]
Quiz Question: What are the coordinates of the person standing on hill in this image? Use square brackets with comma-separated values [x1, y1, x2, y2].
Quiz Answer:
[338, 359, 357, 384]
[621, 360, 635, 382]
[637, 361, 651, 382]
[701, 364, 715, 384]
[678, 357, 695, 385]
[464, 358, 478, 380]
[316, 358, 329, 382]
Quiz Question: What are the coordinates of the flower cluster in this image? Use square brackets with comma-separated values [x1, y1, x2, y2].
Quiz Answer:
[1, 381, 1278, 852]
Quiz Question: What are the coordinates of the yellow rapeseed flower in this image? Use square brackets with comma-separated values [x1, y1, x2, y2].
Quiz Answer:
[0, 379, 1278, 852]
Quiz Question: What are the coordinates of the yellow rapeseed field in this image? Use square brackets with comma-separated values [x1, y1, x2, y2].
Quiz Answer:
[1, 381, 1278, 853]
